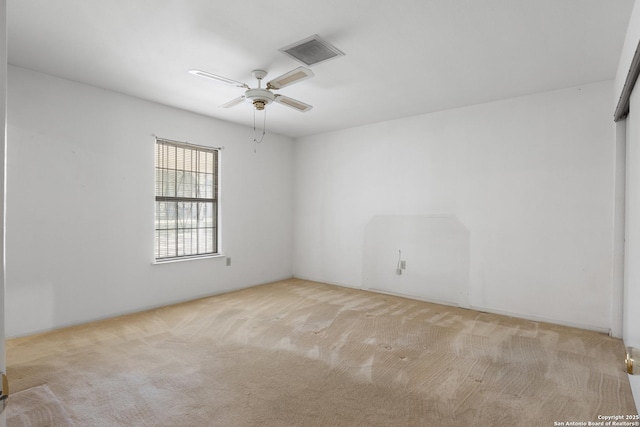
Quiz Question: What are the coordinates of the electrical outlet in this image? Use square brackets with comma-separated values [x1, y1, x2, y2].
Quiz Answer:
[396, 268, 402, 275]
[400, 260, 406, 269]
[226, 257, 231, 266]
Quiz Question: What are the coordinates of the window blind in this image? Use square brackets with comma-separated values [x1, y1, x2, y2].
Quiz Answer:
[155, 138, 219, 260]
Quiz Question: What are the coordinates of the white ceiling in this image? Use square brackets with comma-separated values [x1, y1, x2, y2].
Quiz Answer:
[7, 0, 636, 138]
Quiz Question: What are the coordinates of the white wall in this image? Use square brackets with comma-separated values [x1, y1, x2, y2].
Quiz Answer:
[362, 215, 470, 306]
[611, 120, 626, 339]
[625, 88, 640, 413]
[294, 81, 616, 332]
[0, 3, 6, 427]
[615, 2, 640, 112]
[6, 66, 294, 337]
[616, 0, 640, 411]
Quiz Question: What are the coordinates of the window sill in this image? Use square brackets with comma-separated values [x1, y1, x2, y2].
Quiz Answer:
[153, 254, 225, 265]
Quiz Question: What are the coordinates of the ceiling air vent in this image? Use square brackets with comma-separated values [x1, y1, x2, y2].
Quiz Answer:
[279, 34, 345, 67]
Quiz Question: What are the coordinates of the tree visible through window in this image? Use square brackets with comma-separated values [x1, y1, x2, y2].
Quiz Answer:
[155, 138, 219, 261]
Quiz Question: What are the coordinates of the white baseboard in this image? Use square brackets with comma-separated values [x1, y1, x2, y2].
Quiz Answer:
[295, 275, 612, 335]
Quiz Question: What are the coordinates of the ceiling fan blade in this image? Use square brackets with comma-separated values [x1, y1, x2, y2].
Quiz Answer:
[189, 69, 249, 88]
[220, 96, 246, 108]
[267, 66, 314, 89]
[274, 95, 313, 112]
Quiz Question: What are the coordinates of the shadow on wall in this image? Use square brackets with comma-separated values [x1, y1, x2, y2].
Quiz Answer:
[362, 215, 470, 307]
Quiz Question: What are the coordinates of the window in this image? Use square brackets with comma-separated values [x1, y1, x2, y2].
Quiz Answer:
[155, 138, 219, 261]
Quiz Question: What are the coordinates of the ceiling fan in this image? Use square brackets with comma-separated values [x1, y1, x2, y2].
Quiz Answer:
[188, 66, 314, 112]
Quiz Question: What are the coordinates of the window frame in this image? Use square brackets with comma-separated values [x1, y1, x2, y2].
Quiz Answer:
[154, 137, 220, 262]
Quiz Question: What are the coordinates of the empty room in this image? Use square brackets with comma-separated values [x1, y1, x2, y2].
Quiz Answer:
[2, 0, 640, 426]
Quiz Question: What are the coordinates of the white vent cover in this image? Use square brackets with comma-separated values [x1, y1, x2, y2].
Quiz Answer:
[279, 34, 345, 66]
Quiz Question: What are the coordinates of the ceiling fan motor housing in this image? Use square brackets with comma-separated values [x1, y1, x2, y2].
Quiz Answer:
[245, 88, 275, 110]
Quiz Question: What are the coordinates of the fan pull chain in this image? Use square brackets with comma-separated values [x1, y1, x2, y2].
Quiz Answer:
[253, 107, 267, 152]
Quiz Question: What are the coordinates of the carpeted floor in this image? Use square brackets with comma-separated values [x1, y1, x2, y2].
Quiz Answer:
[6, 279, 638, 426]
[7, 384, 75, 427]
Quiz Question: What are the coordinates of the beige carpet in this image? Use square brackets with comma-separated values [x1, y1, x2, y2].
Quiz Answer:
[6, 384, 74, 427]
[6, 279, 638, 426]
